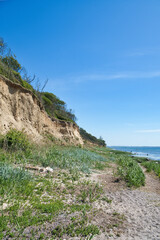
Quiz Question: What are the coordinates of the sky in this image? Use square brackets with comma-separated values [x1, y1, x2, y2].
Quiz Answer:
[1, 0, 160, 146]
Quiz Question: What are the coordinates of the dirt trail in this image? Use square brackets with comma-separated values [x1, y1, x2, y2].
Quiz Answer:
[91, 163, 160, 240]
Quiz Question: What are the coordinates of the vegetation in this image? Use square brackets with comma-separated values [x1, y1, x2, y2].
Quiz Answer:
[116, 156, 145, 187]
[41, 91, 76, 122]
[0, 37, 76, 123]
[0, 130, 134, 239]
[80, 128, 106, 147]
[1, 36, 159, 238]
[0, 37, 108, 145]
[136, 158, 160, 178]
[0, 129, 31, 153]
[1, 130, 160, 239]
[87, 146, 146, 187]
[124, 155, 160, 178]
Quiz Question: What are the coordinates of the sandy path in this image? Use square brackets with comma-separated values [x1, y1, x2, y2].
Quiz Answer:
[92, 164, 160, 240]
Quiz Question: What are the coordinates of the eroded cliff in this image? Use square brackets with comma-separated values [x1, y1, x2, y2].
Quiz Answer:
[0, 75, 83, 145]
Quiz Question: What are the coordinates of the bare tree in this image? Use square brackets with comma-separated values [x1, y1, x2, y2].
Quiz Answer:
[21, 67, 36, 84]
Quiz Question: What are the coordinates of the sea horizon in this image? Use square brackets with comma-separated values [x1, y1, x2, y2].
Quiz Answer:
[109, 146, 160, 161]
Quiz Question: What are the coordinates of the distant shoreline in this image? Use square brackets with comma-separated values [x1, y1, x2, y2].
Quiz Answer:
[110, 146, 160, 161]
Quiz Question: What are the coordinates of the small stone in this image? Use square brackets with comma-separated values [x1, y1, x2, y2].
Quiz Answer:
[46, 167, 53, 173]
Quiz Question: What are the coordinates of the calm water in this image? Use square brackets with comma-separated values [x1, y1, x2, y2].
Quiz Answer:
[110, 146, 160, 161]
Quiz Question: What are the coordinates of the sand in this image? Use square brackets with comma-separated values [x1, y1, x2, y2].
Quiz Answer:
[92, 164, 160, 240]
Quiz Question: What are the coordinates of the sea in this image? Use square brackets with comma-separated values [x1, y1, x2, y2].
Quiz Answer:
[110, 146, 160, 161]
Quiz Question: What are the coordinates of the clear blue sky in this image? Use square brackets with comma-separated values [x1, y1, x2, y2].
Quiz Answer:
[1, 0, 160, 146]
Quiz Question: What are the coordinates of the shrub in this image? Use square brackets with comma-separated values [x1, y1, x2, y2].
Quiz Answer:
[117, 156, 145, 187]
[1, 129, 31, 153]
[20, 79, 34, 92]
[80, 128, 106, 147]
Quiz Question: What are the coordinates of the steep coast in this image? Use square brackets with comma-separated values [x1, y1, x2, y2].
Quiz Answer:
[0, 75, 83, 145]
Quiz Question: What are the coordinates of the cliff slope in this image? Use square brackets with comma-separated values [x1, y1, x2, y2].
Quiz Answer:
[0, 75, 83, 145]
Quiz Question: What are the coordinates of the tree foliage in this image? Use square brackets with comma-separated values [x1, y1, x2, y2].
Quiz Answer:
[0, 37, 7, 56]
[80, 128, 106, 147]
[2, 55, 22, 72]
[42, 92, 77, 122]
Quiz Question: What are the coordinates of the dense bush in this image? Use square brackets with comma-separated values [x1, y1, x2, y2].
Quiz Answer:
[80, 128, 106, 147]
[42, 92, 77, 122]
[2, 55, 22, 72]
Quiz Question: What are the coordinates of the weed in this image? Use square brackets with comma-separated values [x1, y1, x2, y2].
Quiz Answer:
[77, 181, 103, 203]
[39, 233, 45, 239]
[52, 219, 99, 238]
[34, 200, 64, 214]
[101, 196, 112, 203]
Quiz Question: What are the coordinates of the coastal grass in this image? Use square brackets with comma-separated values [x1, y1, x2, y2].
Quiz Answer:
[86, 146, 146, 187]
[29, 146, 109, 174]
[141, 160, 160, 178]
[116, 156, 145, 187]
[123, 155, 160, 179]
[0, 130, 153, 239]
[0, 131, 109, 239]
[0, 163, 104, 239]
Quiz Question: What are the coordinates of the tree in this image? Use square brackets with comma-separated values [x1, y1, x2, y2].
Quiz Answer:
[21, 67, 36, 84]
[0, 37, 7, 56]
[2, 54, 22, 72]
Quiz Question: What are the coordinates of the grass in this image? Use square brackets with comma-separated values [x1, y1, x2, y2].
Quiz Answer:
[0, 136, 107, 239]
[2, 130, 159, 239]
[0, 168, 104, 239]
[116, 155, 145, 187]
[141, 160, 160, 178]
[52, 221, 100, 238]
[28, 146, 109, 174]
[0, 162, 33, 198]
[86, 146, 146, 187]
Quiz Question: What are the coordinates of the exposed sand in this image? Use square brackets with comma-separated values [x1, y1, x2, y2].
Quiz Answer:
[91, 164, 160, 240]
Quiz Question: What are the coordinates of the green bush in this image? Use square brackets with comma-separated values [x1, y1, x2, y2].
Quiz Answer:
[1, 129, 31, 153]
[0, 60, 19, 83]
[80, 128, 106, 147]
[117, 156, 145, 187]
[20, 79, 34, 92]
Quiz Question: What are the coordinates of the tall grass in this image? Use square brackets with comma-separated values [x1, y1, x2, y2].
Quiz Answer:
[141, 161, 160, 178]
[116, 155, 145, 187]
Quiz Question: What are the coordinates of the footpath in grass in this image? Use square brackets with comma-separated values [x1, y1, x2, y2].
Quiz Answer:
[1, 129, 159, 239]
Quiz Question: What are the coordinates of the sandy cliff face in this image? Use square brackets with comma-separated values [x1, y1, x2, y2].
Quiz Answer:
[0, 75, 83, 145]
